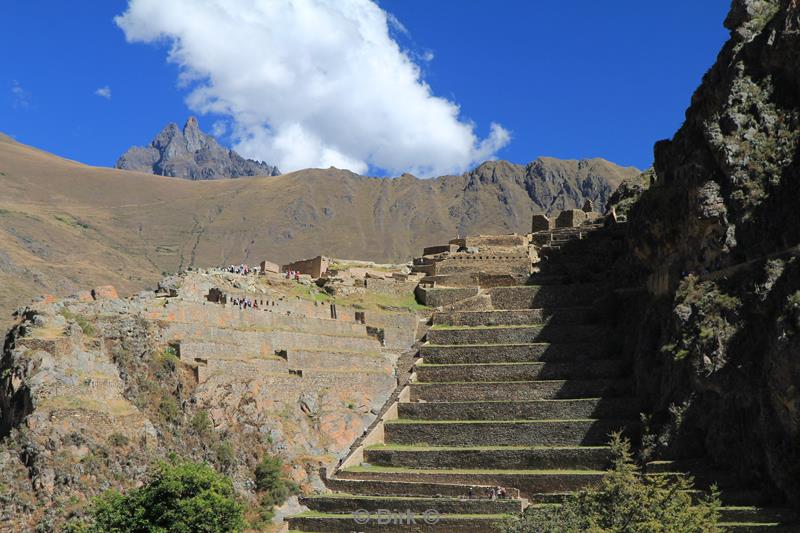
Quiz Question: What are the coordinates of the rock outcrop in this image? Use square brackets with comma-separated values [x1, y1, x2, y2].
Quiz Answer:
[615, 0, 800, 507]
[116, 117, 280, 179]
[0, 268, 419, 530]
[457, 156, 638, 218]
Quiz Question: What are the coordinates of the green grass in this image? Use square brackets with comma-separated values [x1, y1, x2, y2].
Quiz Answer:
[288, 282, 429, 311]
[385, 418, 602, 425]
[429, 324, 540, 331]
[411, 379, 573, 385]
[717, 523, 782, 527]
[288, 284, 332, 303]
[294, 510, 514, 518]
[59, 308, 95, 336]
[416, 361, 548, 367]
[304, 493, 485, 501]
[365, 444, 610, 451]
[53, 213, 91, 229]
[328, 261, 396, 272]
[341, 465, 605, 475]
[424, 342, 551, 348]
[334, 291, 429, 311]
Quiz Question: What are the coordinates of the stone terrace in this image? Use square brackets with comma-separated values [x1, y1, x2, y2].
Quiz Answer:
[142, 272, 423, 487]
[289, 212, 798, 532]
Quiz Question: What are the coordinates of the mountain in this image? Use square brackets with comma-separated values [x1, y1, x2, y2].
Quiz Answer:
[116, 117, 280, 179]
[614, 0, 800, 506]
[0, 133, 637, 325]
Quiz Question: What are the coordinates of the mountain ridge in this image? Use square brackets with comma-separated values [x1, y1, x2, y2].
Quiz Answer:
[116, 116, 281, 179]
[0, 132, 638, 327]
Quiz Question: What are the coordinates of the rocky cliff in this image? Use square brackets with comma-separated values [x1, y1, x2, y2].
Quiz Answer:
[0, 269, 420, 530]
[614, 0, 800, 506]
[116, 117, 281, 179]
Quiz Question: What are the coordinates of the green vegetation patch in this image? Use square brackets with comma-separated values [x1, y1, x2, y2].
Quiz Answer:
[251, 454, 299, 527]
[60, 308, 96, 337]
[499, 433, 720, 533]
[342, 465, 605, 475]
[81, 459, 244, 532]
[53, 213, 91, 229]
[662, 274, 741, 364]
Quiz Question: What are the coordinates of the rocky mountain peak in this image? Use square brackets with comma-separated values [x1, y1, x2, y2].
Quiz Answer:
[116, 117, 280, 180]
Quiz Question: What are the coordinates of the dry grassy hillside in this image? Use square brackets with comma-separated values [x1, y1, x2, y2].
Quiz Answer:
[0, 134, 637, 324]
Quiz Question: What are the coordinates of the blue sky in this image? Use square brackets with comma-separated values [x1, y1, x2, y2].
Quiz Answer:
[1, 1, 729, 175]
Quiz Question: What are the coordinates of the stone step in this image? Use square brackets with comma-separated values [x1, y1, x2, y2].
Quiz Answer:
[419, 342, 609, 364]
[409, 379, 632, 402]
[336, 467, 605, 498]
[323, 476, 504, 499]
[523, 274, 571, 285]
[645, 461, 746, 489]
[288, 512, 510, 533]
[300, 494, 522, 515]
[383, 419, 633, 447]
[718, 523, 797, 532]
[431, 307, 597, 327]
[416, 287, 480, 307]
[719, 507, 797, 524]
[531, 489, 783, 507]
[485, 283, 607, 309]
[397, 398, 642, 421]
[520, 503, 795, 532]
[533, 264, 609, 284]
[426, 325, 604, 345]
[364, 445, 612, 470]
[420, 273, 521, 289]
[415, 360, 627, 383]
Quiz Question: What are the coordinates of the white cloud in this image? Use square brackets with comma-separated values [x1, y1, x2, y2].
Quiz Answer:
[115, 0, 510, 176]
[385, 12, 409, 36]
[95, 86, 112, 99]
[211, 120, 228, 138]
[11, 80, 31, 109]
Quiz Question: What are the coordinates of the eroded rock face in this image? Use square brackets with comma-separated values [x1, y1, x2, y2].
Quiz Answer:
[116, 117, 280, 179]
[617, 0, 800, 505]
[0, 269, 416, 530]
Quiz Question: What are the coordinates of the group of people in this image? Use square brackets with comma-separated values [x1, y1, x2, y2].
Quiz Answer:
[284, 270, 301, 280]
[231, 297, 259, 310]
[466, 486, 508, 500]
[226, 264, 255, 275]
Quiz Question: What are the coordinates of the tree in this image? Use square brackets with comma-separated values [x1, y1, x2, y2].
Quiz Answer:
[501, 433, 720, 533]
[89, 458, 244, 533]
[254, 454, 298, 522]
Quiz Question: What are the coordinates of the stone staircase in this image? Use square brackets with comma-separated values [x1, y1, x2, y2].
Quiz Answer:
[288, 225, 798, 532]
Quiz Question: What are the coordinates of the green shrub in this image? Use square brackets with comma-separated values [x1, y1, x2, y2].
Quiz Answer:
[154, 346, 179, 376]
[107, 433, 129, 447]
[159, 395, 181, 425]
[87, 459, 244, 532]
[253, 454, 298, 521]
[500, 433, 720, 533]
[190, 410, 213, 437]
[60, 309, 96, 337]
[214, 440, 236, 471]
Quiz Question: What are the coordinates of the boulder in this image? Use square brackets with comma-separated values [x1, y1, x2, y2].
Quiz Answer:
[91, 285, 119, 300]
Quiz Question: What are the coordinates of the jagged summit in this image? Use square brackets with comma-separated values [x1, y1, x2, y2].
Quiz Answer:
[459, 156, 639, 217]
[116, 117, 280, 180]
